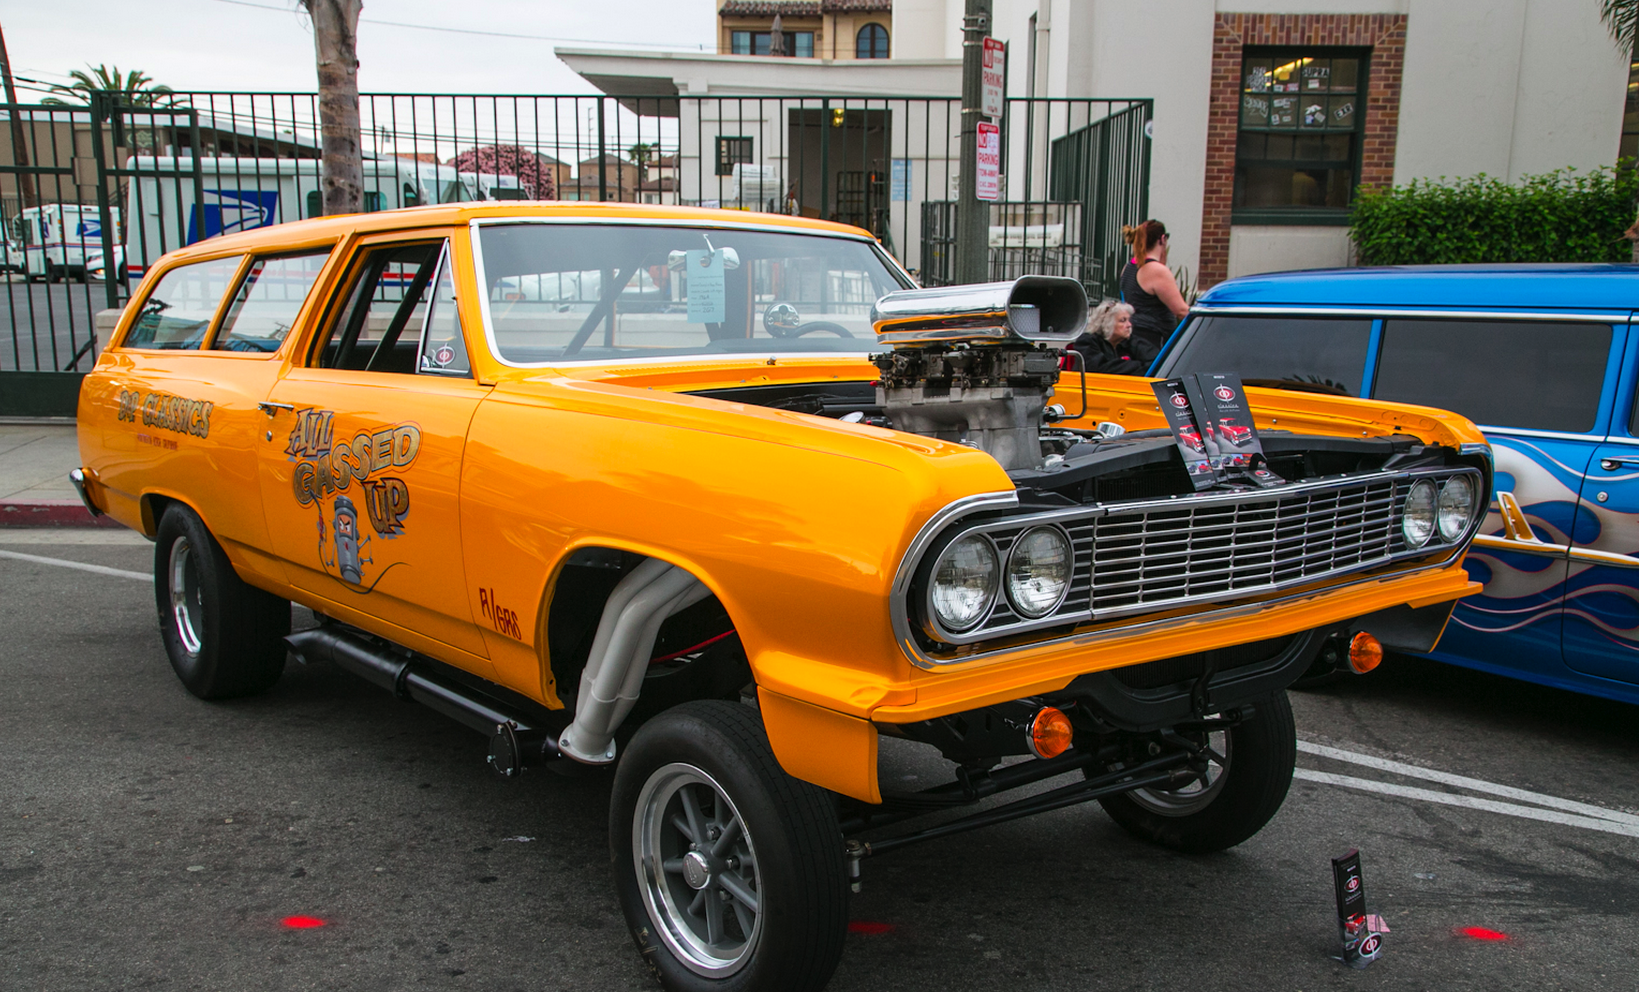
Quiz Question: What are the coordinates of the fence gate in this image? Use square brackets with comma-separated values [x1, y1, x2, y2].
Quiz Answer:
[0, 97, 201, 416]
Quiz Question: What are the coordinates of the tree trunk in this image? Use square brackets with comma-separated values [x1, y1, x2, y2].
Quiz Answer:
[305, 0, 363, 217]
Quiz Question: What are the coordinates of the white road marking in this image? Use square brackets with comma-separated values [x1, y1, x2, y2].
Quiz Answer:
[1294, 769, 1639, 839]
[1298, 740, 1639, 826]
[0, 549, 151, 582]
[0, 529, 149, 546]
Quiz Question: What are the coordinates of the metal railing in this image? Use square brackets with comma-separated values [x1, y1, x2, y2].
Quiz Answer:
[0, 91, 1150, 414]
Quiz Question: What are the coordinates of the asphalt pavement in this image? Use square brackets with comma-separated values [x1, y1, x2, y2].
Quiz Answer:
[0, 276, 123, 372]
[3, 530, 1637, 991]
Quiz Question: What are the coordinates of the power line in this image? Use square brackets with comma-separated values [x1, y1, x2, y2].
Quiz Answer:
[210, 0, 710, 51]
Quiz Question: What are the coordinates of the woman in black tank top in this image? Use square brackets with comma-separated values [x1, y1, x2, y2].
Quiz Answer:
[1118, 220, 1191, 355]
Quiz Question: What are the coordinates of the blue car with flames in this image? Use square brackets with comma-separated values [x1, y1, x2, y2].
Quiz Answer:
[1156, 264, 1639, 705]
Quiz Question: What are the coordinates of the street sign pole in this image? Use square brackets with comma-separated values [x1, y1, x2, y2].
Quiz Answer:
[955, 0, 992, 285]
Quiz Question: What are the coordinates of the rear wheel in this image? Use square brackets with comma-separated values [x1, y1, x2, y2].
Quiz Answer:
[154, 504, 290, 699]
[610, 700, 846, 992]
[1096, 691, 1297, 853]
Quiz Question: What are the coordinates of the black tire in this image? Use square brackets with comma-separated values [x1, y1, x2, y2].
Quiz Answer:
[154, 504, 290, 699]
[46, 262, 60, 283]
[1097, 691, 1297, 853]
[610, 700, 846, 992]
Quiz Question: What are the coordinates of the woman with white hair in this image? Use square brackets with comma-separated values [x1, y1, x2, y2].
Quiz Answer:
[1071, 299, 1156, 375]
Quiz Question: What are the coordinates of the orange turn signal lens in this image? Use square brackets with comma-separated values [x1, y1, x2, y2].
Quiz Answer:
[1028, 706, 1074, 759]
[1348, 631, 1383, 674]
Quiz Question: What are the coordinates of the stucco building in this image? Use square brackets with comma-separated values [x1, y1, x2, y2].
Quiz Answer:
[560, 0, 1631, 288]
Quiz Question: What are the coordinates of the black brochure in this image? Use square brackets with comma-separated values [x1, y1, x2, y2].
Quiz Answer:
[1151, 379, 1217, 491]
[1332, 849, 1384, 968]
[1186, 372, 1285, 488]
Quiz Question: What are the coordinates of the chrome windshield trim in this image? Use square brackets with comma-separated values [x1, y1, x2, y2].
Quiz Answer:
[468, 217, 907, 371]
[894, 466, 1486, 666]
[1189, 305, 1629, 322]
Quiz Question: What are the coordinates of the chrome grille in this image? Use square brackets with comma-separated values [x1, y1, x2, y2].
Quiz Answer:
[1077, 479, 1397, 613]
[914, 468, 1480, 646]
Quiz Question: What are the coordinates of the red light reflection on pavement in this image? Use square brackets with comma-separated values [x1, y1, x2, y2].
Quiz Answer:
[282, 915, 328, 929]
[1459, 926, 1508, 941]
[848, 921, 895, 935]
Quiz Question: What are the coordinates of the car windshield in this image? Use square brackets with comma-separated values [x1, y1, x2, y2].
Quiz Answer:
[475, 223, 911, 364]
[1158, 314, 1374, 395]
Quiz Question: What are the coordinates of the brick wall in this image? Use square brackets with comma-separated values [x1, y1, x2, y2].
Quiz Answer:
[1198, 14, 1407, 288]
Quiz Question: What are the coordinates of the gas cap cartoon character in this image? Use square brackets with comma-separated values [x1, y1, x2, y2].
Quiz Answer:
[332, 496, 364, 584]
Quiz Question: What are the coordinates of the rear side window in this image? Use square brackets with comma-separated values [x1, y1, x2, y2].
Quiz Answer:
[1161, 315, 1373, 395]
[1375, 320, 1612, 433]
[212, 251, 332, 352]
[123, 256, 244, 350]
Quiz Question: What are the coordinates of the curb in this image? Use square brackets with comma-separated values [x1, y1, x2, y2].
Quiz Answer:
[0, 499, 124, 528]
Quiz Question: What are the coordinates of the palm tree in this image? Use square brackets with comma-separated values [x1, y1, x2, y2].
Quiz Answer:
[1602, 0, 1637, 51]
[41, 64, 184, 107]
[628, 142, 653, 182]
[1601, 0, 1639, 259]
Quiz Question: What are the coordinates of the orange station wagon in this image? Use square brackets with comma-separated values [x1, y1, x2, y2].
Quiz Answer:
[74, 202, 1488, 992]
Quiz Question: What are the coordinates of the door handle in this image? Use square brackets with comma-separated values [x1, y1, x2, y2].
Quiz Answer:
[1598, 455, 1639, 471]
[257, 401, 295, 416]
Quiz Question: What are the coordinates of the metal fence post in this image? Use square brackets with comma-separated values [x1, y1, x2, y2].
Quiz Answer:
[596, 98, 608, 202]
[956, 0, 992, 285]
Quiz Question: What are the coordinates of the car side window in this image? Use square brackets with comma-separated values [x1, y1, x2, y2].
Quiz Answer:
[1160, 315, 1372, 394]
[123, 256, 244, 350]
[212, 250, 333, 353]
[312, 241, 444, 374]
[416, 244, 471, 376]
[1375, 319, 1612, 433]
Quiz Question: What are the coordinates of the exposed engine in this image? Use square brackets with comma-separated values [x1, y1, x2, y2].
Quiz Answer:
[867, 277, 1088, 472]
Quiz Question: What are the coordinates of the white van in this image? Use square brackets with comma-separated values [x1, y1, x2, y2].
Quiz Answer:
[13, 204, 123, 282]
[123, 156, 522, 278]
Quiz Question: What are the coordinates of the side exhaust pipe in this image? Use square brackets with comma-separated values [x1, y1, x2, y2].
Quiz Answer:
[558, 558, 712, 765]
[285, 626, 561, 773]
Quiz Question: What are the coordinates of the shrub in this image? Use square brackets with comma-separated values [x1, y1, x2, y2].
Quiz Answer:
[1349, 164, 1639, 265]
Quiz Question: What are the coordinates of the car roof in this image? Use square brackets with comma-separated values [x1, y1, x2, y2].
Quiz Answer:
[157, 201, 876, 262]
[1196, 263, 1639, 311]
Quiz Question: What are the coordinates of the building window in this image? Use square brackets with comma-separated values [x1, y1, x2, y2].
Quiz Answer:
[857, 23, 889, 59]
[731, 29, 814, 57]
[716, 136, 754, 177]
[1234, 49, 1366, 219]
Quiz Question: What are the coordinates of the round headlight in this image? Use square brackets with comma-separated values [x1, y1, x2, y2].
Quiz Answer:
[1437, 475, 1475, 542]
[930, 534, 998, 632]
[1402, 480, 1437, 548]
[1007, 526, 1072, 618]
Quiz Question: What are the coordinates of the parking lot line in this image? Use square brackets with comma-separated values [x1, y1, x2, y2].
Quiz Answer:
[0, 529, 150, 546]
[1298, 739, 1639, 826]
[1294, 768, 1639, 838]
[0, 549, 151, 582]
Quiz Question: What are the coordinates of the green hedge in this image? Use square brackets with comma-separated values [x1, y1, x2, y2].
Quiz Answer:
[1349, 164, 1639, 265]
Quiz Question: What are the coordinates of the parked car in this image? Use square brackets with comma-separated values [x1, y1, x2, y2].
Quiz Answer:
[1155, 263, 1639, 705]
[74, 203, 1488, 992]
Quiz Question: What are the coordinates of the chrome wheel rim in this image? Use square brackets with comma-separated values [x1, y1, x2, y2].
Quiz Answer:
[1128, 730, 1231, 817]
[168, 537, 204, 656]
[633, 762, 761, 978]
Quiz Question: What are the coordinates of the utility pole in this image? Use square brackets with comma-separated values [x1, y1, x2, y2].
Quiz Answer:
[301, 0, 363, 216]
[0, 21, 39, 211]
[955, 0, 992, 284]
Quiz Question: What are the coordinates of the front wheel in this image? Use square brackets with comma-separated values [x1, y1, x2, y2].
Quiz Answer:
[154, 504, 290, 699]
[610, 700, 847, 992]
[1096, 690, 1297, 853]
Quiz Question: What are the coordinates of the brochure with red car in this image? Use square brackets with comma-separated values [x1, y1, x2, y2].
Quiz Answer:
[1184, 372, 1285, 488]
[1151, 378, 1217, 491]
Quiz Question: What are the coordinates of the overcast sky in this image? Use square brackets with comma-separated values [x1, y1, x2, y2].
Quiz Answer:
[3, 0, 719, 96]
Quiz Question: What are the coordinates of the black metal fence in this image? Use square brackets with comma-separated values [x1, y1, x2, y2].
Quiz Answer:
[0, 91, 1150, 414]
